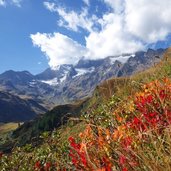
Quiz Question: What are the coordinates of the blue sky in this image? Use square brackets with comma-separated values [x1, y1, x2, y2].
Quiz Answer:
[0, 0, 171, 74]
[0, 0, 56, 74]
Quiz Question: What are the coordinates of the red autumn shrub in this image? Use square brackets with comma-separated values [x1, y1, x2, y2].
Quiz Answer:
[68, 78, 171, 171]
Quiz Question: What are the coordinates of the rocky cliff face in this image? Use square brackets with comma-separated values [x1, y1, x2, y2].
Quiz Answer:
[117, 48, 164, 76]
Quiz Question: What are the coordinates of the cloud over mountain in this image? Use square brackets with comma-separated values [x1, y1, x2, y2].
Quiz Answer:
[30, 32, 86, 69]
[31, 0, 171, 68]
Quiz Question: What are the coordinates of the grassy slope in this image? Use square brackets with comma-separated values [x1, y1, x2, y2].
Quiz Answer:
[0, 123, 20, 134]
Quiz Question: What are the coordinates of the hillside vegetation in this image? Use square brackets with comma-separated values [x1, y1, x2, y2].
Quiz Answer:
[0, 123, 20, 149]
[0, 48, 171, 170]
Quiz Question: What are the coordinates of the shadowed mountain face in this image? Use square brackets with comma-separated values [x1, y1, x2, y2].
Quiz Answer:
[0, 91, 47, 123]
[0, 48, 165, 122]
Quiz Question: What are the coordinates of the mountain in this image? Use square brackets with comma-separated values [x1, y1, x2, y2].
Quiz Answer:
[35, 64, 76, 82]
[0, 48, 165, 123]
[34, 48, 165, 104]
[0, 91, 47, 123]
[117, 48, 164, 76]
[0, 70, 34, 85]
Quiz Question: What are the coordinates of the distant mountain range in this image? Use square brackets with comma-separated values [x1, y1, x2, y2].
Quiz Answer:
[0, 48, 165, 122]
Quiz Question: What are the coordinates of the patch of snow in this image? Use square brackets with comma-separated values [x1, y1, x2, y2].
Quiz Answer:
[40, 65, 71, 86]
[41, 78, 59, 86]
[29, 80, 36, 87]
[110, 54, 135, 64]
[29, 80, 36, 85]
[74, 67, 95, 78]
[60, 75, 67, 83]
[40, 74, 68, 86]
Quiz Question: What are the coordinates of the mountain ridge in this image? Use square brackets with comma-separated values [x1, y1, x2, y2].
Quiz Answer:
[0, 48, 166, 123]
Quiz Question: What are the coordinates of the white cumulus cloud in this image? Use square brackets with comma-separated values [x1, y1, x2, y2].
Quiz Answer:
[125, 0, 171, 43]
[85, 0, 171, 58]
[32, 0, 171, 68]
[30, 32, 86, 69]
[43, 1, 96, 32]
[85, 13, 143, 59]
[57, 7, 95, 32]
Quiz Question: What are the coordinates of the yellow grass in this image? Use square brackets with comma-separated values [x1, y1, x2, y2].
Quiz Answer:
[0, 122, 22, 134]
